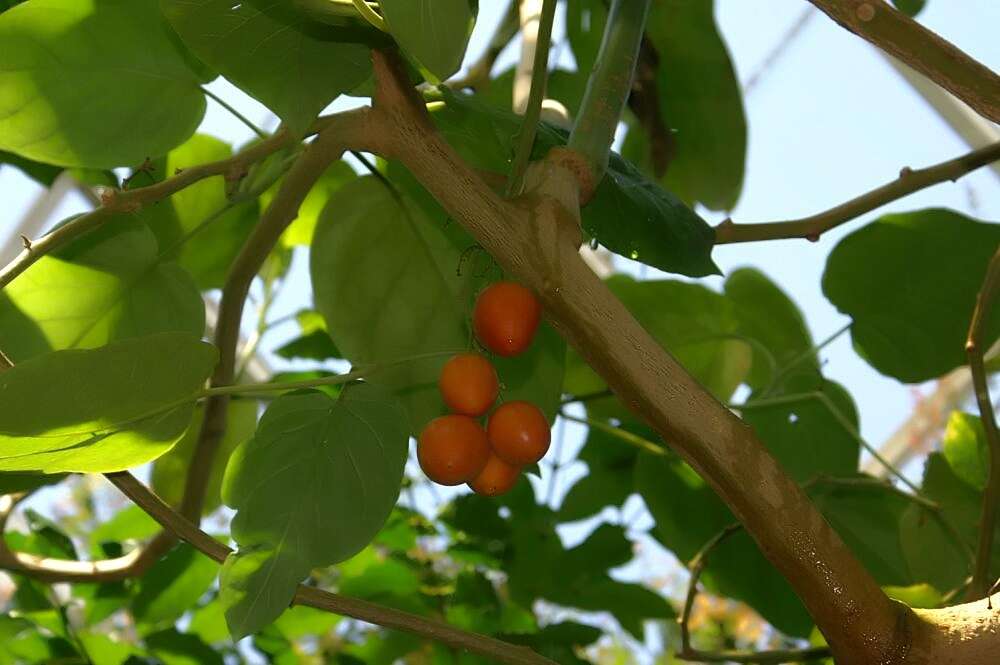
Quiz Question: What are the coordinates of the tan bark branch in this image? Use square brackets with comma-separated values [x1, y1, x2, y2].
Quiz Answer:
[103, 472, 556, 665]
[179, 108, 377, 521]
[807, 0, 1000, 124]
[366, 49, 903, 664]
[966, 246, 1000, 598]
[714, 140, 1000, 244]
[0, 130, 294, 290]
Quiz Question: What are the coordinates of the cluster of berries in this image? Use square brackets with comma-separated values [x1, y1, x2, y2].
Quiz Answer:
[417, 282, 551, 497]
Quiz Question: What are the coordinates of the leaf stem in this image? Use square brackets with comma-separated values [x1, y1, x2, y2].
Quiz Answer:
[352, 0, 387, 32]
[506, 0, 557, 196]
[567, 0, 652, 184]
[202, 87, 267, 139]
[966, 245, 1000, 599]
[558, 411, 667, 457]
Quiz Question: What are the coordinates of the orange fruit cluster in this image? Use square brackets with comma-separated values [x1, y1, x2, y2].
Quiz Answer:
[418, 282, 550, 497]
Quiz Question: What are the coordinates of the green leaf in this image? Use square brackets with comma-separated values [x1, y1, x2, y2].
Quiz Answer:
[0, 332, 215, 473]
[381, 0, 474, 81]
[311, 176, 468, 430]
[272, 605, 340, 641]
[146, 629, 224, 665]
[558, 422, 642, 523]
[635, 452, 811, 636]
[586, 153, 720, 277]
[188, 600, 229, 645]
[137, 134, 259, 290]
[890, 0, 926, 17]
[161, 0, 371, 134]
[133, 544, 219, 627]
[941, 411, 989, 491]
[883, 583, 942, 609]
[220, 383, 409, 638]
[0, 471, 64, 496]
[0, 216, 205, 363]
[900, 453, 979, 592]
[90, 506, 161, 554]
[151, 399, 258, 515]
[724, 267, 815, 390]
[274, 310, 342, 362]
[564, 276, 751, 421]
[618, 0, 747, 210]
[501, 622, 601, 665]
[822, 209, 1000, 383]
[76, 632, 137, 665]
[0, 0, 205, 168]
[739, 379, 861, 483]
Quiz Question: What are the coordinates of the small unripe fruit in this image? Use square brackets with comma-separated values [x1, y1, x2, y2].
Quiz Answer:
[469, 454, 521, 497]
[473, 281, 542, 357]
[439, 353, 499, 417]
[418, 415, 490, 486]
[487, 401, 550, 466]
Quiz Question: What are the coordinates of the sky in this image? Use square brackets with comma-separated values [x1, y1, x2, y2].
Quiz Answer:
[0, 0, 998, 656]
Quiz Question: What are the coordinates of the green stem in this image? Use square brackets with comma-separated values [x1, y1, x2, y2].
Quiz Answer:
[352, 0, 387, 32]
[559, 411, 667, 457]
[506, 0, 557, 196]
[567, 0, 652, 183]
[202, 87, 267, 139]
[763, 322, 851, 396]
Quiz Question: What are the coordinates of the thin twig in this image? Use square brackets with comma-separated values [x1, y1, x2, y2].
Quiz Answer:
[448, 0, 519, 92]
[762, 322, 852, 396]
[715, 141, 1000, 244]
[677, 523, 832, 663]
[103, 472, 556, 665]
[558, 411, 667, 456]
[203, 87, 267, 139]
[180, 108, 375, 521]
[506, 0, 557, 196]
[0, 129, 295, 290]
[966, 245, 1000, 598]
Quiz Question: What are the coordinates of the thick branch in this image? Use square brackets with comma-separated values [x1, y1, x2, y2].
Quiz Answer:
[715, 141, 1000, 244]
[180, 108, 376, 521]
[367, 49, 904, 664]
[807, 0, 1000, 123]
[103, 472, 556, 665]
[967, 246, 1000, 598]
[0, 130, 293, 290]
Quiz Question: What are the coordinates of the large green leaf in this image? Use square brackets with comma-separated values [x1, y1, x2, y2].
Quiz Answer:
[219, 384, 409, 638]
[381, 0, 474, 81]
[823, 209, 1000, 383]
[146, 629, 224, 665]
[133, 544, 219, 627]
[900, 453, 981, 592]
[428, 90, 719, 277]
[724, 267, 815, 391]
[151, 399, 258, 515]
[310, 176, 468, 430]
[0, 333, 215, 473]
[617, 0, 747, 210]
[739, 379, 861, 483]
[273, 160, 356, 248]
[564, 276, 752, 421]
[0, 217, 205, 363]
[941, 411, 989, 491]
[0, 0, 205, 168]
[137, 134, 259, 290]
[161, 0, 371, 134]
